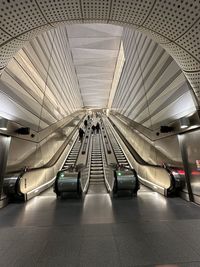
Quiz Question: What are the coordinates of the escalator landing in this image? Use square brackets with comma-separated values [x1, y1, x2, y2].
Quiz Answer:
[1, 188, 200, 266]
[39, 187, 55, 196]
[87, 184, 108, 194]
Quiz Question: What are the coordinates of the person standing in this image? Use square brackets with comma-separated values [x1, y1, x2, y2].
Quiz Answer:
[96, 122, 100, 134]
[84, 119, 88, 128]
[91, 125, 96, 135]
[78, 127, 84, 142]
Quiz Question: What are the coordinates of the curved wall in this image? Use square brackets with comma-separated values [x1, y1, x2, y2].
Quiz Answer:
[0, 26, 84, 174]
[112, 28, 197, 130]
[0, 26, 83, 131]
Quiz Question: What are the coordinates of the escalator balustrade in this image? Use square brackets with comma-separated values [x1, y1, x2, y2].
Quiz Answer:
[113, 167, 140, 196]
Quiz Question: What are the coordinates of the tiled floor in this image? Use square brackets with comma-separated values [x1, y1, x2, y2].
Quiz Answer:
[0, 186, 200, 266]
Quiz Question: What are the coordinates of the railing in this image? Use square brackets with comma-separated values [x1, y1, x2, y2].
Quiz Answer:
[81, 127, 93, 193]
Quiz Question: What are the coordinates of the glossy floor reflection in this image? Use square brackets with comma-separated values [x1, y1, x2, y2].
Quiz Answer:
[0, 186, 200, 266]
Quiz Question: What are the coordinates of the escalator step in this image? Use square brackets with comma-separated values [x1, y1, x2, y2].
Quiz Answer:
[90, 171, 104, 175]
[90, 174, 104, 179]
[90, 181, 105, 184]
[91, 167, 103, 170]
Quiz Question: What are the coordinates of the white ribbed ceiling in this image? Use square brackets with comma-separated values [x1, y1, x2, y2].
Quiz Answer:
[67, 24, 123, 108]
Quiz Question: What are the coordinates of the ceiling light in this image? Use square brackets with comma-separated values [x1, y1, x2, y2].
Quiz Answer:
[0, 118, 8, 131]
[179, 117, 190, 129]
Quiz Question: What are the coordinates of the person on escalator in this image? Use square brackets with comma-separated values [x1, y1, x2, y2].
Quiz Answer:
[84, 119, 88, 128]
[79, 127, 84, 142]
[91, 125, 96, 135]
[96, 122, 100, 134]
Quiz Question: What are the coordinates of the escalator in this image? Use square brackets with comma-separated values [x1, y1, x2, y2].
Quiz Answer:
[54, 129, 85, 197]
[104, 121, 130, 167]
[87, 133, 107, 194]
[54, 114, 139, 198]
[107, 114, 185, 196]
[61, 136, 82, 170]
[3, 114, 85, 201]
[102, 118, 140, 196]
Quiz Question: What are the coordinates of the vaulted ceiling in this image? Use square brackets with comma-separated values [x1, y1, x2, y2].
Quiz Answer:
[0, 0, 199, 104]
[67, 24, 123, 108]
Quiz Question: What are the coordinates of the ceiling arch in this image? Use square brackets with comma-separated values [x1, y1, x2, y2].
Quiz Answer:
[0, 0, 199, 102]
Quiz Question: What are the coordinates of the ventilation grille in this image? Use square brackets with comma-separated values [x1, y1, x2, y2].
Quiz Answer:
[143, 0, 200, 41]
[37, 0, 82, 22]
[81, 0, 110, 21]
[0, 0, 47, 37]
[0, 29, 12, 44]
[138, 27, 170, 44]
[110, 0, 155, 25]
[0, 39, 24, 67]
[184, 71, 200, 98]
[176, 19, 200, 59]
[17, 25, 54, 41]
[163, 42, 200, 71]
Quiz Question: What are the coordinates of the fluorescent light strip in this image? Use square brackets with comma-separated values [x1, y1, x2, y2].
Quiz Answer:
[105, 178, 111, 192]
[27, 176, 56, 195]
[4, 177, 18, 181]
[180, 125, 188, 129]
[138, 175, 164, 191]
[83, 178, 90, 193]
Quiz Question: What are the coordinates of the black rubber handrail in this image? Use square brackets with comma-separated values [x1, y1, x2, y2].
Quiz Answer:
[101, 124, 112, 154]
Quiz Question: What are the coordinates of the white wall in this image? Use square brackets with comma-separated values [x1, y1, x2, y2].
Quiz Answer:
[0, 26, 83, 131]
[112, 28, 197, 130]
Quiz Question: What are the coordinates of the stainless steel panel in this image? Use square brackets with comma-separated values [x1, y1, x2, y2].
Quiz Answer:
[19, 133, 78, 199]
[57, 173, 78, 192]
[178, 129, 200, 203]
[6, 113, 84, 172]
[0, 135, 11, 200]
[117, 175, 137, 190]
